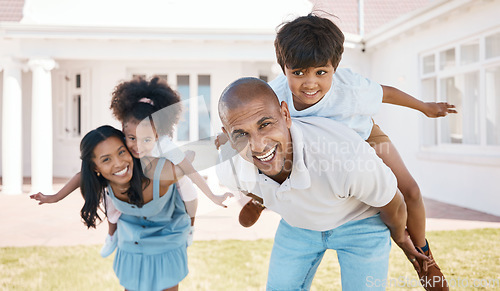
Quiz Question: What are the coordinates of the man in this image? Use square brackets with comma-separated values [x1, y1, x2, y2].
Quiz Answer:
[217, 77, 428, 290]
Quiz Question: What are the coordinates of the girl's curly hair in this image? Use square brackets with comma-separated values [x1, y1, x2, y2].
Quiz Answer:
[110, 76, 182, 137]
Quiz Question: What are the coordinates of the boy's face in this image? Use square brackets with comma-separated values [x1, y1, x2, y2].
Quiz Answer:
[283, 61, 335, 111]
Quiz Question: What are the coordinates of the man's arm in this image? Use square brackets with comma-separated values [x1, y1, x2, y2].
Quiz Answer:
[382, 85, 457, 118]
[378, 189, 429, 271]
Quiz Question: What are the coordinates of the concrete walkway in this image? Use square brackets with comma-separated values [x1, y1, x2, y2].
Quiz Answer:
[1, 178, 500, 247]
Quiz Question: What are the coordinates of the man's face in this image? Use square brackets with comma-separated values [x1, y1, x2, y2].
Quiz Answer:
[284, 61, 335, 111]
[222, 97, 293, 183]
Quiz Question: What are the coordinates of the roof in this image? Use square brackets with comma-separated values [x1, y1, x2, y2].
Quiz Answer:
[0, 0, 24, 22]
[310, 0, 432, 35]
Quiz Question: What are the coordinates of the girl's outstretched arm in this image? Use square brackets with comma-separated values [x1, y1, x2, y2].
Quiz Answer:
[30, 172, 81, 204]
[177, 158, 233, 207]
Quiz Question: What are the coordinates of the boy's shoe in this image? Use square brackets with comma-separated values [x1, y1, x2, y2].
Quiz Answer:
[415, 241, 448, 291]
[187, 226, 194, 247]
[100, 233, 118, 258]
[239, 199, 266, 227]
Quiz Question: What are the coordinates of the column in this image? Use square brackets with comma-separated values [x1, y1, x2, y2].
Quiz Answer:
[1, 59, 24, 195]
[28, 58, 56, 194]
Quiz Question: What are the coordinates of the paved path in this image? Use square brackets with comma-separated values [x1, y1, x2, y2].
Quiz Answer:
[1, 179, 500, 247]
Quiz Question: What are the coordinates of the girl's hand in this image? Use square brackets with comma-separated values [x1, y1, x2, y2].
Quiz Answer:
[30, 192, 59, 205]
[210, 192, 234, 208]
[214, 133, 229, 150]
[423, 102, 457, 118]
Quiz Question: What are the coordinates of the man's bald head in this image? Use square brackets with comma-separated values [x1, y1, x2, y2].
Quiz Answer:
[218, 77, 281, 124]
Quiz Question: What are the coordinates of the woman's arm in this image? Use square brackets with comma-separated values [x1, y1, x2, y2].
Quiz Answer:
[30, 172, 81, 204]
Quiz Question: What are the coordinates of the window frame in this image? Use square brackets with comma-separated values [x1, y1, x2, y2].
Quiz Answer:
[419, 28, 500, 162]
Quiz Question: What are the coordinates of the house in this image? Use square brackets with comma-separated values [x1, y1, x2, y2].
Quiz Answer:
[1, 0, 499, 216]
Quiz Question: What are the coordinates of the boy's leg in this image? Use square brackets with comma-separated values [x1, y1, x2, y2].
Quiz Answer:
[332, 214, 391, 291]
[372, 140, 426, 246]
[267, 219, 325, 291]
[368, 125, 448, 290]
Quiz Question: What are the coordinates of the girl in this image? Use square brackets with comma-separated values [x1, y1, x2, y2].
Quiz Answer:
[81, 125, 189, 291]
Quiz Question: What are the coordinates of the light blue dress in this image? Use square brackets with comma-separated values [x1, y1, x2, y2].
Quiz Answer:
[107, 158, 191, 291]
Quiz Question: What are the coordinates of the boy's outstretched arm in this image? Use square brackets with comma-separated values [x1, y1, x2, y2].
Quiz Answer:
[177, 158, 233, 207]
[382, 85, 457, 118]
[377, 189, 429, 272]
[30, 172, 81, 204]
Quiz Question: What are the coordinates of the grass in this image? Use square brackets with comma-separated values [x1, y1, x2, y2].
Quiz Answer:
[1, 228, 499, 290]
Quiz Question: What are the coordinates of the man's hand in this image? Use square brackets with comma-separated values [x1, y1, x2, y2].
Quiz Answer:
[214, 132, 229, 150]
[423, 102, 457, 118]
[393, 229, 430, 273]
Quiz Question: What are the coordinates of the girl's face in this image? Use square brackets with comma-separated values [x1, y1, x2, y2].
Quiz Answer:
[92, 136, 134, 187]
[283, 61, 334, 111]
[123, 118, 158, 159]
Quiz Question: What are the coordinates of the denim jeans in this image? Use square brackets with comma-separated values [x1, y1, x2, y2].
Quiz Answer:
[266, 214, 391, 291]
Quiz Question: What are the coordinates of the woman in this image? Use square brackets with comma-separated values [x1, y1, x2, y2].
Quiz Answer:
[80, 125, 190, 291]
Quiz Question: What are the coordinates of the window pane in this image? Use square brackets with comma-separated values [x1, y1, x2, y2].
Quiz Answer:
[486, 32, 500, 59]
[422, 55, 435, 74]
[421, 78, 437, 146]
[439, 48, 455, 70]
[460, 40, 479, 65]
[486, 66, 500, 145]
[439, 73, 480, 145]
[177, 75, 190, 141]
[198, 75, 211, 140]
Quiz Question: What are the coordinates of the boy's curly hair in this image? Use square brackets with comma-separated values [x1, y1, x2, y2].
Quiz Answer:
[110, 76, 182, 137]
[275, 13, 345, 72]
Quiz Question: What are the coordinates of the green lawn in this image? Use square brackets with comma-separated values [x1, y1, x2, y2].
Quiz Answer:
[1, 228, 499, 290]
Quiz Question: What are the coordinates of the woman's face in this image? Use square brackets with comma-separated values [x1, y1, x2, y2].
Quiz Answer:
[92, 136, 134, 187]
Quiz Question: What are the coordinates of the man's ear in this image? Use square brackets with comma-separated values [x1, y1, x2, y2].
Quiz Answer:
[221, 127, 236, 150]
[280, 101, 292, 128]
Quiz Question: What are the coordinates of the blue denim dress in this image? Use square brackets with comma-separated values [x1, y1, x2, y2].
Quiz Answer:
[107, 158, 190, 291]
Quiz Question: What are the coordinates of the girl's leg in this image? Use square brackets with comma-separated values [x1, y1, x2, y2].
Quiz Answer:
[372, 141, 426, 247]
[108, 220, 117, 236]
[163, 285, 178, 291]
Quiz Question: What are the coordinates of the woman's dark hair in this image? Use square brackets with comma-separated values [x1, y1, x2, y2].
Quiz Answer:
[275, 13, 345, 72]
[110, 76, 182, 137]
[79, 125, 149, 228]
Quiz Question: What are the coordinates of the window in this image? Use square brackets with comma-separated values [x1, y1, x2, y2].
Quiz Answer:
[420, 30, 500, 150]
[54, 70, 89, 139]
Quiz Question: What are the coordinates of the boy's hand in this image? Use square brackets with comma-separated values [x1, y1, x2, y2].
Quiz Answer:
[214, 133, 229, 150]
[423, 102, 457, 118]
[210, 192, 234, 208]
[30, 192, 59, 205]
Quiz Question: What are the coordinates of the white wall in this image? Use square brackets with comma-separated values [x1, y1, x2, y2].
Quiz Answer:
[366, 1, 500, 216]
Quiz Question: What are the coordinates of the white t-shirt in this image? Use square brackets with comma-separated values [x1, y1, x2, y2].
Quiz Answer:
[269, 68, 383, 140]
[217, 117, 397, 231]
[150, 135, 185, 165]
